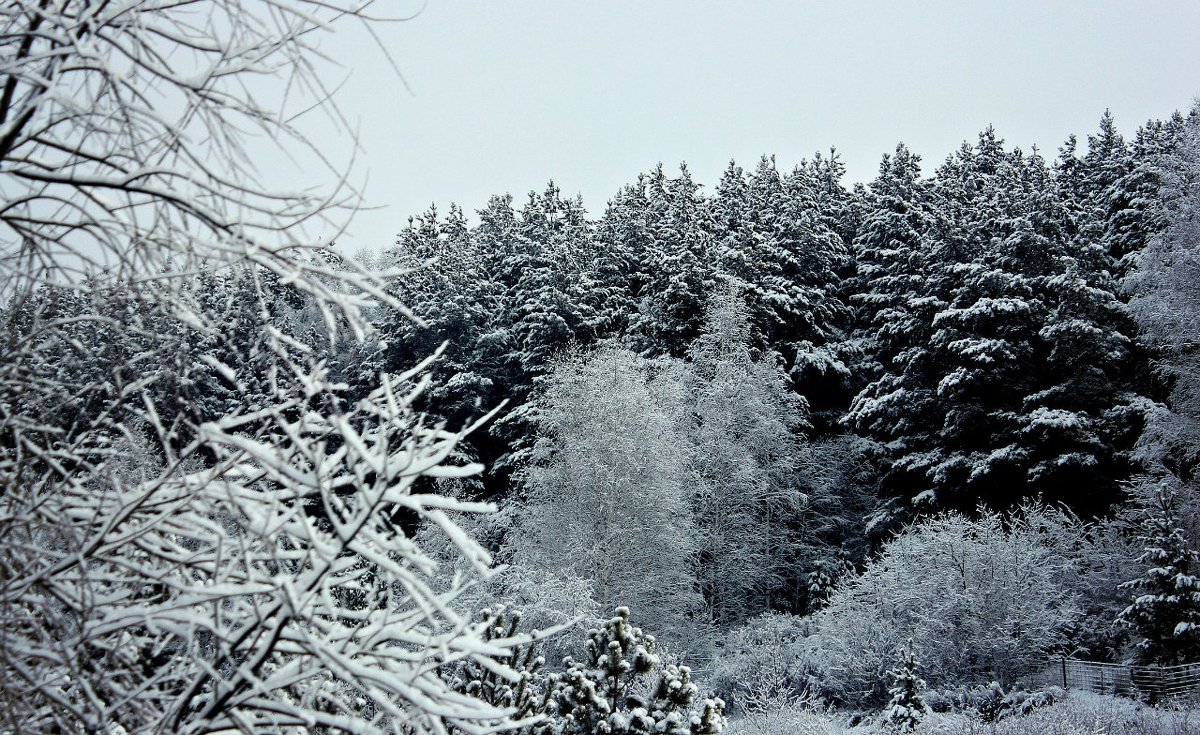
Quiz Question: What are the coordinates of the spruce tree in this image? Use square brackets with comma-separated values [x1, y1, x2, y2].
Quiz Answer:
[850, 130, 1146, 526]
[629, 164, 716, 357]
[882, 640, 928, 733]
[1118, 486, 1200, 664]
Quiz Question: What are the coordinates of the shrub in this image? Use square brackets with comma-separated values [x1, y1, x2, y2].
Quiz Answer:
[808, 509, 1081, 705]
[710, 613, 814, 713]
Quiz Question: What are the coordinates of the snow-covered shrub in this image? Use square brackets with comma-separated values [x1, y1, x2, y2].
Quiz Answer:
[922, 682, 1067, 723]
[722, 705, 848, 735]
[710, 613, 814, 713]
[809, 508, 1082, 706]
[997, 686, 1068, 719]
[1058, 516, 1141, 661]
[919, 690, 1197, 735]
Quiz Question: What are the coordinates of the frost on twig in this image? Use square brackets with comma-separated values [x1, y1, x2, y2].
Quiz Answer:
[0, 326, 537, 732]
[0, 0, 412, 338]
[0, 2, 534, 732]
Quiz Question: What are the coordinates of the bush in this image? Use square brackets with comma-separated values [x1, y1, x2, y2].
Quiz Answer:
[808, 509, 1082, 705]
[924, 691, 1197, 735]
[710, 613, 814, 713]
[722, 691, 1200, 735]
[920, 682, 1066, 723]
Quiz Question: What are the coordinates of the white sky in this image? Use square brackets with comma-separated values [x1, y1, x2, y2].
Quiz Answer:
[291, 0, 1200, 253]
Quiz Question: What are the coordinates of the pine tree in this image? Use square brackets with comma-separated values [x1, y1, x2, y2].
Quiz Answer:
[1104, 112, 1188, 274]
[593, 176, 655, 338]
[882, 640, 928, 733]
[442, 606, 551, 733]
[628, 164, 716, 357]
[1118, 486, 1200, 664]
[509, 184, 597, 373]
[544, 608, 726, 735]
[710, 156, 851, 415]
[850, 130, 1146, 527]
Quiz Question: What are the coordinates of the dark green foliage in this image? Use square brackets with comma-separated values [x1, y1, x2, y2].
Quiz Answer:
[882, 640, 927, 733]
[544, 608, 725, 735]
[847, 122, 1149, 532]
[1118, 486, 1200, 665]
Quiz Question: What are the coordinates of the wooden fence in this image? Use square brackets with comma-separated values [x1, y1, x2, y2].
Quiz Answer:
[1043, 657, 1200, 701]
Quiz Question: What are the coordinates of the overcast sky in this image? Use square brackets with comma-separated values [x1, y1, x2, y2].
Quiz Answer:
[298, 0, 1200, 253]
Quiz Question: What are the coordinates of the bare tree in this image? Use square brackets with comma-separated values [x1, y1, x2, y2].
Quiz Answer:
[0, 3, 528, 733]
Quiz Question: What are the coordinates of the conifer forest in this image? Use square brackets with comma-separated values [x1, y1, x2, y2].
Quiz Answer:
[3, 2, 1200, 734]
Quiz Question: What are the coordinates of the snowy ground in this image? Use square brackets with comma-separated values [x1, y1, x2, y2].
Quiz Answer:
[724, 691, 1200, 735]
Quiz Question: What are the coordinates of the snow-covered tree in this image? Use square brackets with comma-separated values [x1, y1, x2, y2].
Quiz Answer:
[508, 346, 702, 643]
[542, 608, 726, 735]
[709, 157, 851, 413]
[627, 165, 716, 357]
[0, 3, 530, 732]
[1106, 111, 1190, 274]
[441, 606, 554, 732]
[509, 185, 598, 371]
[1125, 106, 1200, 535]
[849, 130, 1146, 528]
[1118, 485, 1200, 664]
[685, 285, 808, 626]
[881, 640, 928, 733]
[708, 613, 812, 713]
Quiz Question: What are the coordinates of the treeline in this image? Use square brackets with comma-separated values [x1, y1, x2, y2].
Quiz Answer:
[25, 107, 1197, 577]
[378, 110, 1194, 527]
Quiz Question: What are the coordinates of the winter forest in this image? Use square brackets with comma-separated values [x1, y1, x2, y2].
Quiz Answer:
[4, 2, 1200, 734]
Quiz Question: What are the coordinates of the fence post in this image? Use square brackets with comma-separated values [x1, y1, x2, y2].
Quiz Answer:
[1061, 656, 1068, 688]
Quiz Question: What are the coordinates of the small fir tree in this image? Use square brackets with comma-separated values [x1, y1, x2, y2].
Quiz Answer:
[882, 639, 928, 733]
[1118, 485, 1200, 664]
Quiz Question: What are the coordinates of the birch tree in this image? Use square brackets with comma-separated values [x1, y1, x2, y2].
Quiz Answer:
[686, 285, 807, 626]
[508, 346, 702, 645]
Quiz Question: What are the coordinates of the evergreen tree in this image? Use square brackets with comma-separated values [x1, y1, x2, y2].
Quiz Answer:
[710, 156, 851, 421]
[850, 131, 1145, 526]
[1104, 112, 1188, 274]
[844, 146, 940, 528]
[1118, 486, 1200, 664]
[442, 606, 550, 733]
[1125, 105, 1200, 505]
[544, 608, 726, 735]
[510, 184, 597, 372]
[882, 640, 928, 733]
[592, 176, 656, 338]
[628, 164, 716, 357]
